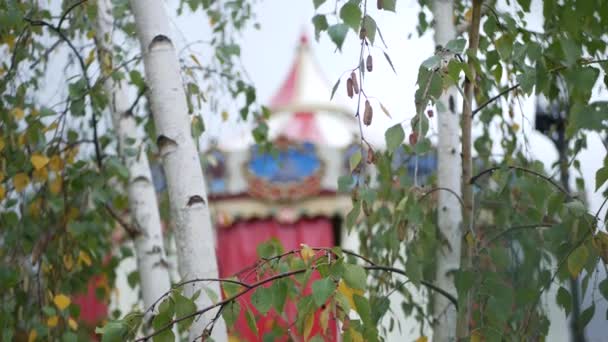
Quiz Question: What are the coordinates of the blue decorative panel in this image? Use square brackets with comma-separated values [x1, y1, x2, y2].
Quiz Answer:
[248, 143, 321, 183]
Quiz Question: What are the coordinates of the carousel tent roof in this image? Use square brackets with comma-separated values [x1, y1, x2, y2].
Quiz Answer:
[219, 33, 358, 150]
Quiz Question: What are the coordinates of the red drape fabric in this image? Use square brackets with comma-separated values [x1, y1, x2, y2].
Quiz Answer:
[217, 217, 337, 341]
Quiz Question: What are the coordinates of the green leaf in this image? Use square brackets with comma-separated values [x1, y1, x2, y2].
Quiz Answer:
[222, 301, 240, 328]
[421, 55, 441, 70]
[579, 304, 595, 328]
[567, 245, 589, 278]
[311, 277, 336, 307]
[328, 24, 349, 50]
[381, 0, 396, 11]
[272, 279, 288, 313]
[596, 166, 608, 191]
[152, 329, 174, 342]
[445, 38, 466, 54]
[313, 0, 326, 9]
[561, 38, 581, 66]
[340, 3, 362, 32]
[353, 295, 371, 325]
[599, 279, 608, 300]
[349, 150, 362, 172]
[330, 78, 341, 100]
[362, 15, 377, 44]
[342, 264, 366, 290]
[312, 14, 328, 40]
[385, 124, 404, 153]
[174, 292, 196, 332]
[383, 51, 397, 74]
[99, 321, 128, 342]
[245, 307, 259, 337]
[251, 286, 274, 315]
[556, 286, 572, 316]
[455, 270, 474, 298]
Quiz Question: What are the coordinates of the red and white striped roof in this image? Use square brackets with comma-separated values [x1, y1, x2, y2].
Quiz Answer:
[220, 33, 358, 150]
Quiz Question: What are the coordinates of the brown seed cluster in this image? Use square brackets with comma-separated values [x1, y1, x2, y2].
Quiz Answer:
[377, 0, 384, 10]
[409, 131, 418, 145]
[350, 72, 359, 94]
[363, 100, 373, 126]
[366, 55, 373, 72]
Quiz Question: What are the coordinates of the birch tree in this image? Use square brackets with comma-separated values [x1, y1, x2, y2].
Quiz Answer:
[94, 0, 171, 314]
[129, 0, 227, 340]
[430, 1, 462, 340]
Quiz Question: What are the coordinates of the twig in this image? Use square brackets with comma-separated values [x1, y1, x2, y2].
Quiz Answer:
[484, 223, 554, 246]
[103, 204, 140, 238]
[470, 165, 570, 197]
[420, 187, 465, 208]
[57, 0, 89, 30]
[472, 83, 520, 116]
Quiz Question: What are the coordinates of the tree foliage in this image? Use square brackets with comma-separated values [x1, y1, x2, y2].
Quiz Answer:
[1, 0, 608, 341]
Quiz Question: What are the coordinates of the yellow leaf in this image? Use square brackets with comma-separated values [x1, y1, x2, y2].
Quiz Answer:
[512, 123, 520, 132]
[79, 250, 92, 266]
[50, 177, 62, 194]
[12, 107, 25, 120]
[49, 155, 63, 172]
[190, 54, 202, 67]
[0, 172, 4, 182]
[18, 132, 27, 146]
[29, 198, 42, 217]
[67, 207, 79, 221]
[63, 254, 74, 271]
[300, 244, 315, 262]
[53, 294, 71, 310]
[320, 305, 329, 333]
[0, 185, 5, 201]
[0, 136, 5, 152]
[31, 154, 50, 170]
[338, 280, 364, 310]
[47, 316, 59, 328]
[348, 327, 364, 342]
[221, 111, 229, 122]
[416, 337, 428, 342]
[303, 313, 314, 341]
[379, 101, 392, 119]
[66, 147, 79, 164]
[470, 331, 483, 342]
[33, 168, 48, 182]
[85, 49, 95, 66]
[68, 317, 78, 330]
[28, 330, 37, 342]
[13, 173, 30, 192]
[464, 8, 473, 22]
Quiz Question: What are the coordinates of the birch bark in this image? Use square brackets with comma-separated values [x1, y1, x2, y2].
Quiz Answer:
[129, 0, 227, 340]
[94, 0, 171, 314]
[431, 1, 462, 340]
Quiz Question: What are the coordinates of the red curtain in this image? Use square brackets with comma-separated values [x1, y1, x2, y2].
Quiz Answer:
[217, 217, 337, 341]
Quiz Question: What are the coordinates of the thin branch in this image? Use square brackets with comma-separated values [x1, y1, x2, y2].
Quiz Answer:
[57, 0, 88, 30]
[470, 165, 570, 197]
[472, 83, 520, 116]
[23, 15, 103, 169]
[420, 187, 465, 208]
[484, 223, 554, 246]
[103, 204, 140, 238]
[126, 85, 148, 115]
[135, 247, 457, 340]
[364, 265, 458, 309]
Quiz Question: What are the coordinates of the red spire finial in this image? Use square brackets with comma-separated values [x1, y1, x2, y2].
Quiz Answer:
[299, 32, 309, 45]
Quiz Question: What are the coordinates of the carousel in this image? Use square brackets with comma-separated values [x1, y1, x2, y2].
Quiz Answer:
[203, 34, 360, 340]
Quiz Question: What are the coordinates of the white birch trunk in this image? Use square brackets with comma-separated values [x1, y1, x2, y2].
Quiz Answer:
[94, 0, 171, 314]
[129, 1, 227, 340]
[432, 1, 462, 341]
